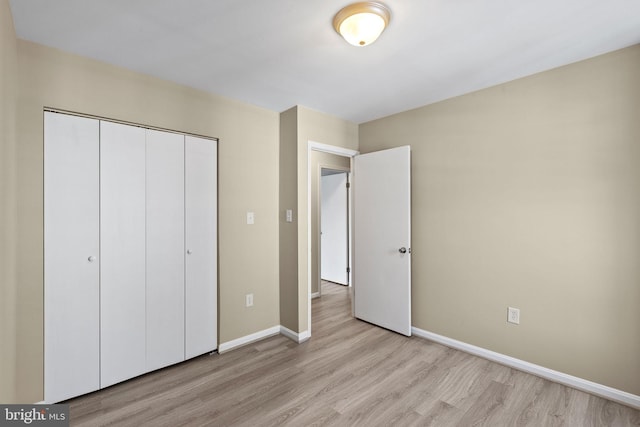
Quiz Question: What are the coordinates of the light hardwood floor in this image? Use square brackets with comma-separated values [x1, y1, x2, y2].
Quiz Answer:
[67, 281, 640, 426]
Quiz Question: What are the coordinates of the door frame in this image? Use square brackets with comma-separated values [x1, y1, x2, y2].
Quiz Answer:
[307, 141, 359, 336]
[317, 167, 351, 297]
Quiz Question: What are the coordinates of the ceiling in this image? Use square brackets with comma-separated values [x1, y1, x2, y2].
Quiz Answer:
[9, 0, 640, 124]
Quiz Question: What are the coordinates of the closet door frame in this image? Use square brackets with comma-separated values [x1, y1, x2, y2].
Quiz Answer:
[44, 110, 219, 400]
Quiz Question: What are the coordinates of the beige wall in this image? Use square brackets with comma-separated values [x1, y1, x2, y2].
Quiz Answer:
[279, 106, 358, 333]
[359, 45, 640, 395]
[310, 152, 350, 294]
[296, 107, 358, 332]
[0, 0, 18, 404]
[13, 40, 280, 403]
[279, 107, 298, 331]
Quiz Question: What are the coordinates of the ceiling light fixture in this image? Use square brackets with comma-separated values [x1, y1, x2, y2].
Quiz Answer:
[333, 2, 391, 47]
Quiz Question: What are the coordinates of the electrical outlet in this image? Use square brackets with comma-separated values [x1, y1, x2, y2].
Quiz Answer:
[246, 293, 254, 307]
[507, 307, 520, 324]
[246, 211, 255, 225]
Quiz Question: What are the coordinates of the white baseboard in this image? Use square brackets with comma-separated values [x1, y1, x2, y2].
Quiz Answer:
[218, 325, 281, 353]
[311, 292, 320, 299]
[299, 329, 311, 342]
[280, 326, 310, 343]
[411, 327, 640, 410]
[219, 325, 312, 353]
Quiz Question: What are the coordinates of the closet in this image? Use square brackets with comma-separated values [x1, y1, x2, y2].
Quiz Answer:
[44, 111, 218, 403]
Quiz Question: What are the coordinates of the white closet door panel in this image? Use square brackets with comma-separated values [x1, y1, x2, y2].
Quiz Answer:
[44, 112, 100, 403]
[146, 129, 185, 371]
[185, 136, 218, 358]
[100, 121, 147, 387]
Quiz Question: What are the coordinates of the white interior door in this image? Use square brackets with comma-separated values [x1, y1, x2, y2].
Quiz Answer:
[185, 135, 218, 358]
[44, 112, 100, 403]
[100, 121, 147, 387]
[354, 146, 411, 336]
[321, 172, 348, 285]
[145, 129, 185, 371]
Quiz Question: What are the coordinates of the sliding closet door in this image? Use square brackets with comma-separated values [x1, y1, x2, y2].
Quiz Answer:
[146, 129, 185, 371]
[185, 136, 218, 358]
[44, 112, 100, 403]
[100, 121, 147, 387]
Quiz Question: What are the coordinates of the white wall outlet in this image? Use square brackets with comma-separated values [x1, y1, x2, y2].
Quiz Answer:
[285, 209, 293, 223]
[246, 211, 254, 225]
[507, 307, 520, 324]
[246, 293, 254, 307]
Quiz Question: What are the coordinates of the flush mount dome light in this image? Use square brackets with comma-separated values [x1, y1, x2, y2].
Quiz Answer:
[333, 2, 391, 47]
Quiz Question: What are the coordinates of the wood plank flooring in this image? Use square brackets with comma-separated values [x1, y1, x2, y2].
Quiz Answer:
[67, 281, 640, 426]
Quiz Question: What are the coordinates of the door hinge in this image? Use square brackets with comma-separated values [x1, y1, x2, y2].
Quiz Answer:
[346, 182, 351, 189]
[347, 267, 351, 273]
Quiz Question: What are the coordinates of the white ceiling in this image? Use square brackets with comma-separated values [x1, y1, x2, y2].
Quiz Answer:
[9, 0, 640, 123]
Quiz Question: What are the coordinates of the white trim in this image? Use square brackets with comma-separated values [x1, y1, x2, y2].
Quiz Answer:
[299, 330, 311, 342]
[219, 326, 313, 353]
[411, 327, 640, 410]
[280, 326, 311, 343]
[311, 292, 320, 299]
[306, 141, 359, 342]
[218, 326, 280, 353]
[309, 141, 359, 157]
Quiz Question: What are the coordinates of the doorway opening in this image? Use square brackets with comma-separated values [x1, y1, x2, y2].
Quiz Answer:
[317, 168, 350, 297]
[307, 142, 358, 336]
[306, 143, 412, 339]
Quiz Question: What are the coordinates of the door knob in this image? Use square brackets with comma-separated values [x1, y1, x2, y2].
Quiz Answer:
[88, 256, 96, 262]
[187, 249, 193, 255]
[399, 247, 407, 254]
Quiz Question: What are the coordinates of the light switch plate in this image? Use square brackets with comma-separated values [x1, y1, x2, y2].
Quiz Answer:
[246, 211, 254, 225]
[286, 209, 293, 223]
